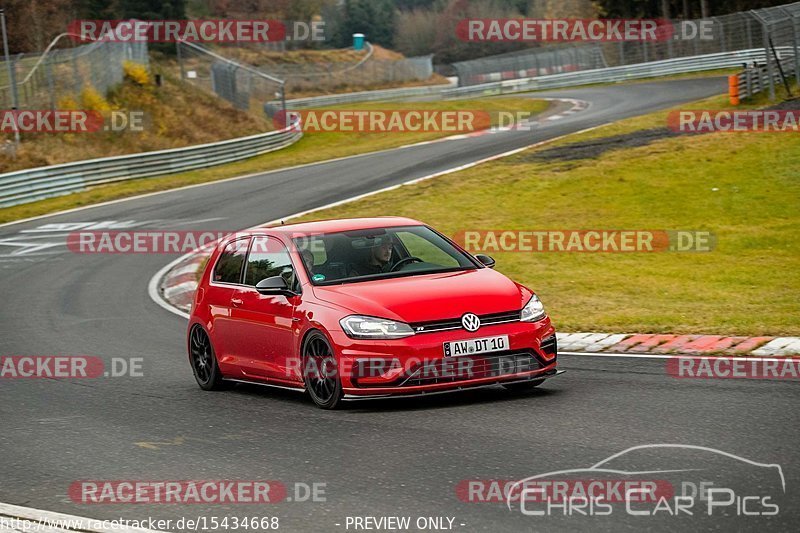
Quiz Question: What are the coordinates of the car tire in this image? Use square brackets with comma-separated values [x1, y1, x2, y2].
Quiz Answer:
[189, 325, 231, 391]
[302, 331, 344, 410]
[502, 378, 546, 392]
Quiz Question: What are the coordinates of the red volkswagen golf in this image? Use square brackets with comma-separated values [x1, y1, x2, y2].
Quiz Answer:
[187, 217, 558, 409]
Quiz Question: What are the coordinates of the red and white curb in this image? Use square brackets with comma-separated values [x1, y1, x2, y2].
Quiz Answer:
[157, 252, 207, 313]
[406, 98, 590, 145]
[543, 98, 590, 121]
[0, 502, 159, 532]
[556, 332, 799, 357]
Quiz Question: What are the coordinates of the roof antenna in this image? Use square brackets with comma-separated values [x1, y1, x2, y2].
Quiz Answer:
[280, 220, 285, 225]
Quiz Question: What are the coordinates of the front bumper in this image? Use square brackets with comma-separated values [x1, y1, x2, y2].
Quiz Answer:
[330, 318, 557, 397]
[343, 368, 563, 400]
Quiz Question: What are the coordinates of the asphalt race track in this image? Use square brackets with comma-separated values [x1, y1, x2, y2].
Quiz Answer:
[2, 77, 797, 531]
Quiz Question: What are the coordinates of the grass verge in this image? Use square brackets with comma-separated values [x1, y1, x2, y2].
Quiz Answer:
[0, 97, 549, 224]
[292, 94, 800, 336]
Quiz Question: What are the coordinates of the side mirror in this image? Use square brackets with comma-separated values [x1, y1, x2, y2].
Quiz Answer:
[255, 276, 295, 297]
[475, 254, 496, 269]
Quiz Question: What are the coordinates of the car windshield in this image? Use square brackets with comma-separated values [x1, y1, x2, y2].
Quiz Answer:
[293, 225, 477, 285]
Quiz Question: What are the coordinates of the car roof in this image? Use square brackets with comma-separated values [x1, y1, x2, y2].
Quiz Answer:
[253, 217, 425, 237]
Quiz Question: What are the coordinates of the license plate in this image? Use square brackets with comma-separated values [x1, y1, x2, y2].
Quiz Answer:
[443, 335, 509, 357]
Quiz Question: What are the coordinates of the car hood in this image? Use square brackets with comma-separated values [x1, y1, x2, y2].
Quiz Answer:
[311, 268, 531, 323]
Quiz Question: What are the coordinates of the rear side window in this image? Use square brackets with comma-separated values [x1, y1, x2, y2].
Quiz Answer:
[244, 236, 296, 288]
[213, 238, 250, 284]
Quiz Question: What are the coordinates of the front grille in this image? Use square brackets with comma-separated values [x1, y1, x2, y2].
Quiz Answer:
[399, 351, 542, 387]
[409, 310, 521, 334]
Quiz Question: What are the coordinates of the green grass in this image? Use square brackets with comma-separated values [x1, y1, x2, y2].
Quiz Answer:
[293, 97, 800, 336]
[0, 97, 549, 224]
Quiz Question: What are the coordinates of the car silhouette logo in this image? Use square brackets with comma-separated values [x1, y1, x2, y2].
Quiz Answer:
[461, 313, 481, 332]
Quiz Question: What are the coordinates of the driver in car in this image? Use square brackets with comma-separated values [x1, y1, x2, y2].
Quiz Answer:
[351, 237, 393, 277]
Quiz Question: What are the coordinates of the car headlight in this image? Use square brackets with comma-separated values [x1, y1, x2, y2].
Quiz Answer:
[520, 294, 546, 322]
[340, 315, 415, 339]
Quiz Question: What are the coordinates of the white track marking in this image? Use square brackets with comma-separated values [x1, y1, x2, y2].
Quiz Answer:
[259, 123, 606, 226]
[0, 502, 159, 532]
[559, 351, 793, 362]
[147, 254, 193, 319]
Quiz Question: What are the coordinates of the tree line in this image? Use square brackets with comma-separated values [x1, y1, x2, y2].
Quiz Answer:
[1, 0, 792, 59]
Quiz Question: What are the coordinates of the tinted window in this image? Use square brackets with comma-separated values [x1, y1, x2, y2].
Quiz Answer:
[244, 236, 296, 288]
[293, 225, 475, 285]
[396, 231, 461, 268]
[213, 238, 249, 284]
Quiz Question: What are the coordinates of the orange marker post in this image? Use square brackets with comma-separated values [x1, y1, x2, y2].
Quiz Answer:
[729, 74, 740, 106]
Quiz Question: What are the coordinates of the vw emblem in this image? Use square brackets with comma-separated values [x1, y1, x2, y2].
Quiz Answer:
[461, 313, 481, 332]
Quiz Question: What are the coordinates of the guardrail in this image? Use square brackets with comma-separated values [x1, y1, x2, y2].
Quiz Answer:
[733, 56, 798, 100]
[272, 82, 456, 110]
[0, 121, 302, 209]
[3, 46, 793, 210]
[442, 49, 788, 98]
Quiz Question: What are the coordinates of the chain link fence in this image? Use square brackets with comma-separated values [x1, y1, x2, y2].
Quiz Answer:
[177, 40, 286, 117]
[181, 41, 434, 99]
[749, 2, 800, 98]
[454, 3, 800, 87]
[270, 50, 435, 94]
[0, 37, 148, 110]
[455, 44, 606, 85]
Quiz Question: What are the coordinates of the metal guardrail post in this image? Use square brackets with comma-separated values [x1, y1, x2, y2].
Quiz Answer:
[714, 17, 726, 52]
[769, 35, 792, 96]
[783, 8, 800, 84]
[795, 14, 800, 83]
[45, 53, 55, 110]
[177, 41, 185, 81]
[745, 67, 752, 97]
[758, 15, 776, 99]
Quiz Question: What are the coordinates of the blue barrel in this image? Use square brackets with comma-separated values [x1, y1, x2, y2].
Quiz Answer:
[353, 33, 365, 50]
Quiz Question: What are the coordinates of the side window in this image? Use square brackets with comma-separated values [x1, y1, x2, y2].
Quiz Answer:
[213, 238, 250, 284]
[244, 236, 296, 289]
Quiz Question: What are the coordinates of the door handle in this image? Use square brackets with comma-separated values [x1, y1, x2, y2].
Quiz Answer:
[231, 298, 244, 307]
